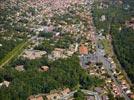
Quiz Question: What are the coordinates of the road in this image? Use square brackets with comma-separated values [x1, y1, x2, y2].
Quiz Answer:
[91, 11, 130, 100]
[81, 89, 101, 100]
[60, 89, 101, 100]
[98, 55, 130, 100]
[60, 90, 77, 100]
[86, 0, 130, 98]
[84, 0, 131, 99]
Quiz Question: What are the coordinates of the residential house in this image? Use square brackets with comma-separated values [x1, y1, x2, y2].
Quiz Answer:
[51, 48, 66, 59]
[28, 95, 44, 100]
[46, 93, 60, 100]
[61, 88, 70, 95]
[0, 81, 10, 88]
[130, 94, 134, 99]
[40, 66, 49, 72]
[125, 18, 134, 29]
[0, 44, 2, 47]
[15, 65, 25, 71]
[79, 44, 88, 55]
[100, 15, 106, 22]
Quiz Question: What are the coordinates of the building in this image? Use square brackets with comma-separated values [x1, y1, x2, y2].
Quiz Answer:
[94, 87, 104, 94]
[46, 93, 60, 100]
[15, 65, 25, 71]
[86, 96, 95, 100]
[0, 44, 2, 47]
[130, 94, 134, 99]
[40, 66, 49, 72]
[102, 95, 109, 100]
[0, 81, 10, 88]
[121, 80, 127, 85]
[61, 88, 70, 95]
[79, 44, 88, 55]
[106, 78, 112, 83]
[80, 53, 98, 68]
[100, 15, 106, 22]
[51, 48, 65, 59]
[23, 50, 46, 60]
[46, 88, 70, 100]
[126, 18, 134, 29]
[28, 95, 44, 100]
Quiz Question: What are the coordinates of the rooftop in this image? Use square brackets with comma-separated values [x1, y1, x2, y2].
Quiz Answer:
[79, 44, 88, 55]
[28, 95, 44, 100]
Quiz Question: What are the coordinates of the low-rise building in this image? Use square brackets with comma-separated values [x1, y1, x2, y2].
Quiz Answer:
[28, 95, 44, 100]
[23, 50, 46, 60]
[125, 18, 134, 29]
[51, 48, 66, 59]
[46, 88, 70, 100]
[61, 88, 70, 95]
[0, 80, 10, 88]
[46, 93, 60, 100]
[40, 66, 49, 72]
[15, 65, 25, 71]
[94, 87, 104, 94]
[0, 44, 2, 47]
[79, 44, 88, 55]
[100, 15, 106, 22]
[102, 95, 109, 100]
[130, 94, 134, 99]
[86, 95, 95, 100]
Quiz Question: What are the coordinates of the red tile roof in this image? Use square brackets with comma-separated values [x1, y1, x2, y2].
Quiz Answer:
[79, 44, 88, 55]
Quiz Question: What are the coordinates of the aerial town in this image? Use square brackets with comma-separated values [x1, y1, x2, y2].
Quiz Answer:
[0, 0, 134, 100]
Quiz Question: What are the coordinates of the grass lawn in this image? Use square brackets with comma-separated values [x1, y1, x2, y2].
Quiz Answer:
[101, 39, 113, 56]
[0, 40, 28, 68]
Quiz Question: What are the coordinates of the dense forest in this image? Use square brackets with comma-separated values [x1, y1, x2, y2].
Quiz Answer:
[92, 0, 134, 83]
[112, 27, 134, 82]
[0, 55, 103, 100]
[111, 0, 134, 83]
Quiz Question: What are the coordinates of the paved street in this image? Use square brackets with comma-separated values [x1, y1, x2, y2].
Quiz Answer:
[85, 0, 131, 99]
[98, 55, 130, 100]
[93, 15, 130, 100]
[60, 89, 101, 100]
[81, 89, 101, 100]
